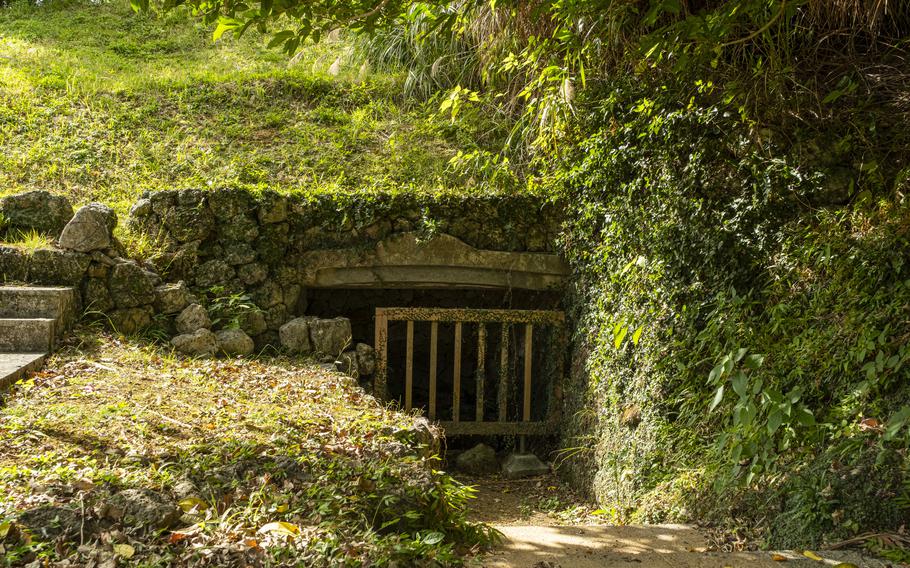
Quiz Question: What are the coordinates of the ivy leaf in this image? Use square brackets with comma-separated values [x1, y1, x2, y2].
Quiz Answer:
[709, 385, 725, 411]
[744, 354, 764, 370]
[632, 325, 644, 345]
[767, 408, 783, 435]
[732, 371, 748, 398]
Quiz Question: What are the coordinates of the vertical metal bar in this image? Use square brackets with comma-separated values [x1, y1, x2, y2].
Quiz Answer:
[429, 321, 438, 420]
[476, 323, 486, 422]
[405, 320, 414, 411]
[523, 324, 533, 422]
[453, 322, 462, 423]
[498, 323, 509, 422]
[373, 311, 388, 400]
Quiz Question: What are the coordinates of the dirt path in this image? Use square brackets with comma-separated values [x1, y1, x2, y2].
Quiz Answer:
[464, 474, 889, 568]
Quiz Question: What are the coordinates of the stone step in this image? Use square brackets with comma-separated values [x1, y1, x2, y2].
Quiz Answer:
[0, 318, 57, 352]
[0, 286, 76, 330]
[0, 353, 47, 391]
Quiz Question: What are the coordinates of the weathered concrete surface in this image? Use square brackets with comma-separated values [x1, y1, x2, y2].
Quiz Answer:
[0, 353, 46, 390]
[299, 232, 569, 291]
[0, 286, 76, 331]
[0, 318, 56, 352]
[480, 524, 888, 568]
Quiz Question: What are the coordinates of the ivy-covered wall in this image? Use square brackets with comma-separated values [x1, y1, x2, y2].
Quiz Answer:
[554, 83, 910, 549]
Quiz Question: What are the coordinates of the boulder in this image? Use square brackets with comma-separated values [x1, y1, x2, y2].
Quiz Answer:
[58, 203, 117, 252]
[171, 328, 218, 357]
[501, 453, 550, 479]
[153, 281, 195, 315]
[309, 317, 352, 357]
[104, 489, 181, 531]
[0, 190, 73, 235]
[108, 307, 153, 335]
[175, 303, 211, 334]
[251, 281, 283, 308]
[279, 317, 313, 353]
[455, 443, 499, 475]
[108, 261, 156, 308]
[216, 328, 255, 356]
[355, 343, 376, 375]
[27, 248, 90, 285]
[256, 222, 289, 265]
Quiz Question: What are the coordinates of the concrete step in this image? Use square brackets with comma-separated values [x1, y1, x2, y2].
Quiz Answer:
[0, 353, 47, 390]
[0, 286, 76, 330]
[0, 318, 57, 352]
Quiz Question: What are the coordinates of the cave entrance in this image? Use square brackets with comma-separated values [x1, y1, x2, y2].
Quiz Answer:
[374, 307, 566, 439]
[301, 288, 566, 439]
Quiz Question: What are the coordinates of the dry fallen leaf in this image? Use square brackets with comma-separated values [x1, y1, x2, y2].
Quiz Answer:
[258, 521, 300, 536]
[802, 550, 823, 561]
[771, 553, 788, 562]
[113, 543, 135, 558]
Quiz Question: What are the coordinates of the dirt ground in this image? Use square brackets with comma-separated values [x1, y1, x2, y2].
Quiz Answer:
[464, 474, 893, 568]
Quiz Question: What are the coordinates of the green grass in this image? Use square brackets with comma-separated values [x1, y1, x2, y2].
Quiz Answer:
[0, 330, 492, 565]
[0, 0, 472, 215]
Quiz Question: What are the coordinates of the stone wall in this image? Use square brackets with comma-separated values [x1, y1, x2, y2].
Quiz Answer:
[126, 188, 563, 344]
[1, 189, 564, 369]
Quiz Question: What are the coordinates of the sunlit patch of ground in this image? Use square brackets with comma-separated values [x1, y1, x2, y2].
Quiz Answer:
[0, 329, 491, 566]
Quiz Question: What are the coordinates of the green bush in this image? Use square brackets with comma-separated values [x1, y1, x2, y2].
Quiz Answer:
[555, 77, 910, 547]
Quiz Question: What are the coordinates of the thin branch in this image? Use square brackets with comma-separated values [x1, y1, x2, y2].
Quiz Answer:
[334, 0, 393, 29]
[720, 0, 787, 48]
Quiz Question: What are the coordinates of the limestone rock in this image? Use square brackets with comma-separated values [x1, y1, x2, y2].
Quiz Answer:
[109, 262, 156, 308]
[238, 309, 267, 337]
[256, 222, 288, 265]
[264, 304, 288, 331]
[216, 328, 254, 356]
[224, 243, 257, 266]
[194, 259, 234, 288]
[83, 277, 114, 313]
[0, 245, 27, 282]
[161, 190, 213, 243]
[257, 192, 288, 224]
[129, 197, 152, 219]
[175, 303, 211, 334]
[251, 281, 283, 308]
[171, 328, 218, 357]
[309, 317, 352, 357]
[238, 262, 268, 286]
[105, 489, 180, 530]
[455, 443, 498, 475]
[27, 248, 90, 285]
[0, 190, 73, 235]
[279, 317, 313, 353]
[355, 343, 376, 375]
[58, 203, 116, 252]
[154, 281, 195, 315]
[109, 307, 153, 335]
[501, 453, 550, 479]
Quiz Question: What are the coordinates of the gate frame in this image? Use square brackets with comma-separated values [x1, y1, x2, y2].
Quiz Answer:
[373, 307, 566, 436]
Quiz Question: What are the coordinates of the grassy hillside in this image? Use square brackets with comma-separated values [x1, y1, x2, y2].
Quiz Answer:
[0, 0, 481, 214]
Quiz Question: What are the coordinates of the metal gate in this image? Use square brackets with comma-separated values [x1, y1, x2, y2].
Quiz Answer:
[373, 307, 566, 436]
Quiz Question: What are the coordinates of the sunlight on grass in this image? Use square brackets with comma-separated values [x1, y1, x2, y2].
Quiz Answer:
[0, 0, 490, 213]
[3, 228, 54, 252]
